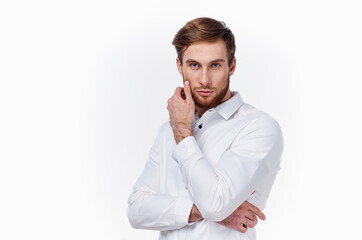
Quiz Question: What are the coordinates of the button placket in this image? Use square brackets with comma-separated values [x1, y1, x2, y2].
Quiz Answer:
[198, 109, 214, 130]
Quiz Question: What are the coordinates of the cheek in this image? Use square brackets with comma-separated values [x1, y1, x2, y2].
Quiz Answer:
[209, 70, 227, 83]
[218, 68, 229, 76]
[183, 70, 200, 82]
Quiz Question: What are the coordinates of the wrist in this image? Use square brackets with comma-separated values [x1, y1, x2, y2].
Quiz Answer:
[172, 124, 192, 144]
[188, 204, 203, 223]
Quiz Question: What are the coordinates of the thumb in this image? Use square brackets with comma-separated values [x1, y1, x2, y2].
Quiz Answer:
[183, 81, 193, 103]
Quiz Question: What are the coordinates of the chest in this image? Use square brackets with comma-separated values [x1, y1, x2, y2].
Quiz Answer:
[159, 119, 249, 196]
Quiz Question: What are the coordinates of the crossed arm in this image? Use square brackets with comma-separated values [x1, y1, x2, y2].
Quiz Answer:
[189, 201, 265, 233]
[127, 121, 268, 233]
[127, 129, 266, 233]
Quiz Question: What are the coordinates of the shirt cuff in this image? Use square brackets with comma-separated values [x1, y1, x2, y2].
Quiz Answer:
[173, 196, 194, 226]
[172, 136, 204, 187]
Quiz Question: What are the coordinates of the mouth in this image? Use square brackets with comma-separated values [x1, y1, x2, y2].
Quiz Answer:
[196, 90, 214, 97]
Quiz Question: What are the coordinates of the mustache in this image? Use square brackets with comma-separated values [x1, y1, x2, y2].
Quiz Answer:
[193, 88, 216, 91]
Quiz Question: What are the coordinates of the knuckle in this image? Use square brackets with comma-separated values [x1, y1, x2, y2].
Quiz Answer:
[240, 208, 247, 215]
[231, 219, 238, 225]
[250, 220, 256, 227]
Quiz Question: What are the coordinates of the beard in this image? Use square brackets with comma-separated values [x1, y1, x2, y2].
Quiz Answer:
[185, 75, 230, 110]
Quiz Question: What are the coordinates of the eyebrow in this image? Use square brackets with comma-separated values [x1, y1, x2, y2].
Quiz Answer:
[185, 58, 226, 64]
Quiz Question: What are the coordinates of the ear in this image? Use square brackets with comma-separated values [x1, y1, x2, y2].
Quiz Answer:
[176, 57, 183, 75]
[228, 58, 236, 76]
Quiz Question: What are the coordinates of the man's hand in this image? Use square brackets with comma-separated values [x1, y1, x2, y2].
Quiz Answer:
[167, 81, 195, 144]
[217, 201, 266, 233]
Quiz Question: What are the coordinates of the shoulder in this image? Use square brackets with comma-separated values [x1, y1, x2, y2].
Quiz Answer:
[233, 104, 284, 164]
[235, 103, 283, 139]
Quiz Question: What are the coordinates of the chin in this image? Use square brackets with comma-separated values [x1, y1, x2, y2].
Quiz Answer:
[194, 97, 218, 109]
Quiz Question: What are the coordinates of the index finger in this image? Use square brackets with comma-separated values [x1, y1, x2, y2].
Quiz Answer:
[244, 201, 266, 220]
[174, 87, 183, 95]
[183, 81, 193, 103]
[172, 87, 185, 100]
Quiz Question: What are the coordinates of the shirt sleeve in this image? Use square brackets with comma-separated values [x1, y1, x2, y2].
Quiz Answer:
[172, 117, 284, 222]
[127, 125, 194, 231]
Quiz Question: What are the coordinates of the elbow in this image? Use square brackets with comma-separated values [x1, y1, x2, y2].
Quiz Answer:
[127, 208, 137, 228]
[127, 217, 139, 229]
[127, 190, 148, 229]
[128, 221, 142, 230]
[127, 204, 142, 229]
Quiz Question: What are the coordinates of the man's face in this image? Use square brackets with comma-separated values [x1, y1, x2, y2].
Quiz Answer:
[177, 39, 236, 110]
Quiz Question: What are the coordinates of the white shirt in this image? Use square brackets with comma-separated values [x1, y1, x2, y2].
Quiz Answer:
[127, 92, 283, 240]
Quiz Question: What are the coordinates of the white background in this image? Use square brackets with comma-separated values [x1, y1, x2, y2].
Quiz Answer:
[1, 0, 361, 239]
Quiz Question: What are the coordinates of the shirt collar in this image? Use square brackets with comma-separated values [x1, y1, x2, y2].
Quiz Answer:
[215, 91, 244, 120]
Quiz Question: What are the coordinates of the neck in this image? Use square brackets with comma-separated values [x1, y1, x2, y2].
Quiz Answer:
[196, 90, 233, 118]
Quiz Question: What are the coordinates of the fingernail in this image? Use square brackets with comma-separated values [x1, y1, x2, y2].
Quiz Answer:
[185, 81, 189, 86]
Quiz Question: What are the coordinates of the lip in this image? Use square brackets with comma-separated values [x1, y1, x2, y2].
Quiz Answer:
[197, 90, 214, 96]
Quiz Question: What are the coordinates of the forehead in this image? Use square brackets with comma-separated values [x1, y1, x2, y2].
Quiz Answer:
[183, 39, 228, 63]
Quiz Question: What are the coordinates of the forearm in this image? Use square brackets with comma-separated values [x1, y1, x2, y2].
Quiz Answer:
[174, 139, 254, 221]
[187, 157, 262, 221]
[173, 121, 283, 222]
[127, 190, 194, 231]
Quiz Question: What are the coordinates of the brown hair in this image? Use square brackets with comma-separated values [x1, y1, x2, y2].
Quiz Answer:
[172, 17, 236, 66]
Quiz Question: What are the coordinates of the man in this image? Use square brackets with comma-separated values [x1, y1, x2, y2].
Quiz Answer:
[127, 17, 283, 240]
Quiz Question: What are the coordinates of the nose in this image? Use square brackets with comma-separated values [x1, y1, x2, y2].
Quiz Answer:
[199, 68, 211, 87]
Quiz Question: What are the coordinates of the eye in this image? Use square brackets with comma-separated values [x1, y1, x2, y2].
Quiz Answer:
[189, 63, 199, 69]
[211, 63, 220, 68]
